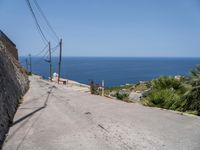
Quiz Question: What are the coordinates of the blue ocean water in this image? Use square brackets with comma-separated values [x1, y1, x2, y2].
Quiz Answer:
[20, 57, 200, 87]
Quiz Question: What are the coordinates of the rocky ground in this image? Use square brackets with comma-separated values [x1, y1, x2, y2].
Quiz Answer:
[3, 75, 200, 150]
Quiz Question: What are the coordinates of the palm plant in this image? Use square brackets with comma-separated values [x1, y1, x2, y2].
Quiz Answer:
[142, 76, 186, 110]
[151, 76, 185, 93]
[184, 65, 200, 115]
[190, 65, 200, 86]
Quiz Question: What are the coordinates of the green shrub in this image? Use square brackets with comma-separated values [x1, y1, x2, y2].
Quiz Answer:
[142, 76, 186, 111]
[184, 86, 200, 115]
[152, 76, 184, 91]
[105, 84, 133, 93]
[134, 83, 149, 91]
[142, 89, 184, 110]
[183, 65, 200, 115]
[190, 64, 200, 86]
[142, 66, 200, 116]
[90, 80, 98, 95]
[116, 92, 129, 100]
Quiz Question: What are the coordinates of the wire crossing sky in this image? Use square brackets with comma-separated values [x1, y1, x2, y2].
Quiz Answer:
[25, 0, 49, 44]
[0, 0, 200, 57]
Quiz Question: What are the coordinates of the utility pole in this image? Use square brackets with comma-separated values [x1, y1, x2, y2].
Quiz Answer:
[58, 39, 62, 84]
[29, 54, 32, 73]
[25, 58, 29, 71]
[48, 41, 52, 81]
[102, 80, 104, 96]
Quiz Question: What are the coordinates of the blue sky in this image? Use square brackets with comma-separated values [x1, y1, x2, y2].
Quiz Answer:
[0, 0, 200, 57]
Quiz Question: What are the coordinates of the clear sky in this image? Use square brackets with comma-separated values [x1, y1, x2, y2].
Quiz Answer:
[0, 0, 200, 57]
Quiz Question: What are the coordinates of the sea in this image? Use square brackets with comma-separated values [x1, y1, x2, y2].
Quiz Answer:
[19, 57, 200, 87]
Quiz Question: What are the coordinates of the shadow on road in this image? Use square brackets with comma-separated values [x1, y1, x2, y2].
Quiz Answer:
[11, 85, 55, 127]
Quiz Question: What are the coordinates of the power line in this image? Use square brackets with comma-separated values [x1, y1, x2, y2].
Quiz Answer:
[25, 0, 48, 44]
[32, 43, 49, 57]
[26, 51, 49, 66]
[51, 43, 60, 50]
[42, 49, 49, 59]
[51, 48, 58, 55]
[27, 42, 58, 66]
[24, 0, 62, 78]
[51, 43, 59, 54]
[33, 0, 60, 41]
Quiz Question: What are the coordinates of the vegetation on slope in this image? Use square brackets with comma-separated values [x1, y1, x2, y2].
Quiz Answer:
[104, 82, 150, 102]
[184, 65, 200, 115]
[89, 64, 200, 116]
[142, 76, 186, 111]
[142, 65, 200, 115]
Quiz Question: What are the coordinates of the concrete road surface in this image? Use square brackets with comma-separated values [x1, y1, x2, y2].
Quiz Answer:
[3, 75, 200, 150]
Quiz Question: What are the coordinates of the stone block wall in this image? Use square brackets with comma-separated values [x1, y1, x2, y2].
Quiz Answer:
[0, 31, 18, 60]
[0, 41, 29, 148]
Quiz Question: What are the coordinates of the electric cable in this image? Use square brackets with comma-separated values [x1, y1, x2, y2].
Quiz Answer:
[32, 43, 49, 57]
[25, 0, 48, 44]
[33, 0, 60, 42]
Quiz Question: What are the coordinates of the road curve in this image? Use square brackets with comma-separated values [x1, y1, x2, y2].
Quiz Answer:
[3, 75, 200, 150]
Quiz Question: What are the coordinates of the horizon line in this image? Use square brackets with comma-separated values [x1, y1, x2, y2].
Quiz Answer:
[19, 55, 200, 58]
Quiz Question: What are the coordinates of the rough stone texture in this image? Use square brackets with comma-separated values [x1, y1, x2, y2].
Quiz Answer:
[129, 91, 142, 102]
[0, 31, 18, 60]
[0, 41, 29, 148]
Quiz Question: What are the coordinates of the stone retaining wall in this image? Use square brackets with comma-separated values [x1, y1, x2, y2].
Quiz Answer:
[0, 41, 29, 148]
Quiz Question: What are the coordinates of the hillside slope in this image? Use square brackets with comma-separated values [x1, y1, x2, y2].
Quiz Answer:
[3, 75, 200, 150]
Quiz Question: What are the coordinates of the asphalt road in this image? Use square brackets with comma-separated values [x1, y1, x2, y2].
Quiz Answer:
[3, 75, 200, 150]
